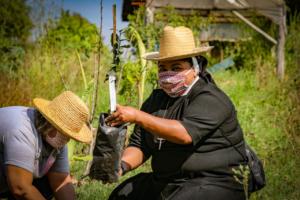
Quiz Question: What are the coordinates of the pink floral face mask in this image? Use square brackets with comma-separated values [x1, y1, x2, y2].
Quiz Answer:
[158, 69, 192, 97]
[45, 131, 70, 149]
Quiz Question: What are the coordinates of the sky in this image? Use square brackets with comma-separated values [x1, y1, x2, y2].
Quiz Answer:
[62, 0, 128, 46]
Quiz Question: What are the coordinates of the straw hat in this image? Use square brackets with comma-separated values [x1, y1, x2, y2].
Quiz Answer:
[144, 26, 213, 61]
[33, 91, 92, 144]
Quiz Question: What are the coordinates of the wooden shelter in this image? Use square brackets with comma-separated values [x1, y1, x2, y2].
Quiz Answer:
[122, 0, 287, 80]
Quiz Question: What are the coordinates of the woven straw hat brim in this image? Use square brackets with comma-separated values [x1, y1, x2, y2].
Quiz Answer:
[33, 98, 92, 144]
[144, 46, 213, 61]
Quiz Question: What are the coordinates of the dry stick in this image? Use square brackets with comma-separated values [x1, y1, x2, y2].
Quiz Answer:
[113, 4, 121, 91]
[91, 53, 99, 112]
[75, 50, 88, 89]
[90, 0, 104, 120]
[53, 53, 69, 90]
[116, 54, 124, 92]
[83, 0, 103, 176]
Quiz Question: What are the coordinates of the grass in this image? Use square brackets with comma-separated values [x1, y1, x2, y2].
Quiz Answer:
[1, 12, 299, 200]
[71, 160, 151, 199]
[1, 44, 299, 200]
[70, 64, 300, 199]
[1, 43, 297, 200]
[214, 68, 300, 200]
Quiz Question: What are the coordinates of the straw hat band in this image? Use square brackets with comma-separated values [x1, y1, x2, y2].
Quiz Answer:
[46, 93, 89, 132]
[159, 47, 198, 57]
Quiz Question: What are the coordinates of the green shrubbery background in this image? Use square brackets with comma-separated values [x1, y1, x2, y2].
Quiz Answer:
[0, 1, 299, 199]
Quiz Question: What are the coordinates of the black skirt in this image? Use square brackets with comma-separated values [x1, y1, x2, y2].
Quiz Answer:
[108, 172, 246, 200]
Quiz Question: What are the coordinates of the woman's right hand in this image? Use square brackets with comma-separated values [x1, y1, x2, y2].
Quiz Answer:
[106, 104, 139, 126]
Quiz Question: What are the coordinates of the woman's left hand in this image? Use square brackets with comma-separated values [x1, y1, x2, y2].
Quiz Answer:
[105, 104, 139, 126]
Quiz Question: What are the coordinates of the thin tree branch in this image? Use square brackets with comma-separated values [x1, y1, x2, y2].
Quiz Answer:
[84, 0, 103, 176]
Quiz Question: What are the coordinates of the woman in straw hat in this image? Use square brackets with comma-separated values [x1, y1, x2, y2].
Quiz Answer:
[106, 26, 248, 200]
[0, 91, 92, 200]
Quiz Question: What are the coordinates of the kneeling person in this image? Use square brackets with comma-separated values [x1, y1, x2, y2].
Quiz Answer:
[0, 91, 92, 200]
[107, 26, 248, 200]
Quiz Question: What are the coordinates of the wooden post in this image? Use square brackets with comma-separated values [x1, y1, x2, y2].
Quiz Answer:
[276, 6, 286, 80]
[146, 7, 154, 24]
[113, 4, 117, 45]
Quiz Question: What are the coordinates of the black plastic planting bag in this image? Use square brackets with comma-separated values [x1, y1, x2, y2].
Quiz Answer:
[89, 113, 127, 183]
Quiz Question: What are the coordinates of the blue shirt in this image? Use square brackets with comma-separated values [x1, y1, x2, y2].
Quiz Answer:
[0, 106, 69, 193]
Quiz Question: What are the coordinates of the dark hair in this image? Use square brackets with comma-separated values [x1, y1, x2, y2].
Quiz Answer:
[184, 56, 216, 84]
[34, 110, 49, 135]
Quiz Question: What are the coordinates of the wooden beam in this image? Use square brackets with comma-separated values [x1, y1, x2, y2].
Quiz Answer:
[232, 10, 277, 45]
[131, 2, 145, 6]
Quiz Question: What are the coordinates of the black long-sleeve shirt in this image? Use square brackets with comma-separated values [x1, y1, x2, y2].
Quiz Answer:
[128, 77, 247, 189]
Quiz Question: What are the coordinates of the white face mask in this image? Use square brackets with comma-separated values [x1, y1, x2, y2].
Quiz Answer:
[45, 131, 70, 149]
